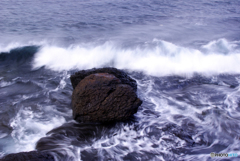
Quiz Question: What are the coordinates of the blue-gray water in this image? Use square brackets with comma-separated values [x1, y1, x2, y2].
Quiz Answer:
[0, 0, 240, 160]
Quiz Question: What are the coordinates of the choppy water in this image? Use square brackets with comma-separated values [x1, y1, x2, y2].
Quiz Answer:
[0, 0, 240, 160]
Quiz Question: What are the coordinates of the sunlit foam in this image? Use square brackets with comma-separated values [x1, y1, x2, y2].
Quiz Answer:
[32, 39, 240, 76]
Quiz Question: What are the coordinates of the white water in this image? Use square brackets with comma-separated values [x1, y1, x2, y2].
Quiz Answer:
[0, 40, 48, 53]
[1, 38, 240, 160]
[6, 106, 66, 154]
[32, 38, 240, 76]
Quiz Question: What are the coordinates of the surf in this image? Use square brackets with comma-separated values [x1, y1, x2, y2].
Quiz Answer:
[32, 38, 240, 76]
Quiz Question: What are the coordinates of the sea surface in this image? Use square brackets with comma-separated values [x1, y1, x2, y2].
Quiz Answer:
[0, 0, 240, 160]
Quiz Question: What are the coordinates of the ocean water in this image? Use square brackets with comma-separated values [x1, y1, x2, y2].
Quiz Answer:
[0, 0, 240, 160]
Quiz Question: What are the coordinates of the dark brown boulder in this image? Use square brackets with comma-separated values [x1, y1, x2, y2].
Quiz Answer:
[70, 67, 137, 92]
[71, 68, 142, 123]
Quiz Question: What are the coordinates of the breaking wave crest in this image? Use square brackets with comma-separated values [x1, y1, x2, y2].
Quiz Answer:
[32, 38, 240, 76]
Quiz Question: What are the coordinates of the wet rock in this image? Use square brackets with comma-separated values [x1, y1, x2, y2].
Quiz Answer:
[0, 151, 54, 161]
[71, 68, 142, 122]
[70, 67, 137, 91]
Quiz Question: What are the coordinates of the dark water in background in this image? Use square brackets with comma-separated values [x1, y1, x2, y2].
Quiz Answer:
[1, 0, 240, 160]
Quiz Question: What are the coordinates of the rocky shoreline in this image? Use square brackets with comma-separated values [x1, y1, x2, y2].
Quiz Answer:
[0, 68, 142, 161]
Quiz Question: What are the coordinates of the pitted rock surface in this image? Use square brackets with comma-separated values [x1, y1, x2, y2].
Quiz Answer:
[70, 67, 137, 92]
[71, 72, 142, 122]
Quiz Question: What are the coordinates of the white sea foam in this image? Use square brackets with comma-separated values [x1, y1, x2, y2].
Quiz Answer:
[0, 40, 48, 53]
[0, 80, 13, 88]
[202, 38, 238, 54]
[7, 106, 66, 153]
[0, 42, 26, 53]
[32, 38, 240, 76]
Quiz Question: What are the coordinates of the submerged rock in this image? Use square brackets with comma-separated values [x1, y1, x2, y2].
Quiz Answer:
[0, 151, 54, 161]
[71, 68, 142, 122]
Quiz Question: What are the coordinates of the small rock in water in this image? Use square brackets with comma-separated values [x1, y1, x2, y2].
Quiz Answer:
[70, 67, 137, 91]
[71, 67, 142, 123]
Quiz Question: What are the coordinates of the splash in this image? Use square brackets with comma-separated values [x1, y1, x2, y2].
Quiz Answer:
[32, 39, 240, 76]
